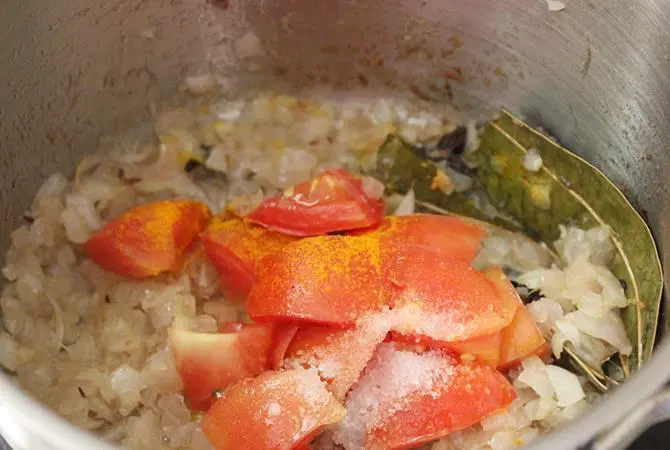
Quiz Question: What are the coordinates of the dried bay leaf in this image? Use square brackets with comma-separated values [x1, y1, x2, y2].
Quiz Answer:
[375, 134, 523, 231]
[374, 109, 663, 380]
[471, 109, 662, 374]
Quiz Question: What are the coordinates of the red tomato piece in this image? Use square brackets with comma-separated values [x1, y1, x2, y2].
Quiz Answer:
[390, 331, 502, 367]
[84, 200, 211, 279]
[201, 369, 346, 450]
[483, 268, 547, 369]
[247, 235, 392, 326]
[355, 214, 488, 263]
[201, 218, 299, 299]
[270, 324, 299, 369]
[446, 333, 502, 367]
[246, 169, 384, 236]
[390, 255, 518, 343]
[169, 322, 292, 411]
[498, 306, 547, 369]
[332, 344, 516, 450]
[284, 316, 391, 400]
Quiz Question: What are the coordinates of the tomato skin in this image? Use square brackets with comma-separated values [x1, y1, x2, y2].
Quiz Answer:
[201, 369, 345, 450]
[480, 267, 547, 369]
[247, 235, 392, 327]
[249, 238, 517, 345]
[354, 214, 488, 263]
[84, 200, 211, 279]
[201, 218, 298, 299]
[445, 333, 502, 367]
[169, 322, 295, 411]
[366, 359, 516, 449]
[390, 257, 518, 343]
[246, 169, 384, 236]
[333, 344, 515, 450]
[391, 331, 502, 367]
[498, 305, 547, 369]
[270, 324, 299, 369]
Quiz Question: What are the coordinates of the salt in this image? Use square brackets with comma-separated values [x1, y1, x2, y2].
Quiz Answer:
[267, 402, 281, 416]
[332, 343, 454, 449]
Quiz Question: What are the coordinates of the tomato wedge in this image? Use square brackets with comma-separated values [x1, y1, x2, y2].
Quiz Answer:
[84, 200, 211, 279]
[284, 316, 391, 400]
[247, 235, 392, 326]
[391, 256, 518, 343]
[202, 369, 346, 450]
[201, 218, 299, 299]
[332, 344, 516, 450]
[391, 331, 502, 367]
[248, 236, 516, 342]
[246, 169, 384, 236]
[270, 324, 299, 369]
[446, 333, 502, 367]
[483, 268, 547, 369]
[498, 306, 547, 369]
[356, 214, 488, 263]
[169, 322, 295, 411]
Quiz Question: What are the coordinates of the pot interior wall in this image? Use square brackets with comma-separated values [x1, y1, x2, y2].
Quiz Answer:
[1, 0, 668, 331]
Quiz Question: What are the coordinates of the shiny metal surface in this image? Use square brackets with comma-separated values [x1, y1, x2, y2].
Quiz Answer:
[1, 0, 670, 448]
[592, 388, 670, 450]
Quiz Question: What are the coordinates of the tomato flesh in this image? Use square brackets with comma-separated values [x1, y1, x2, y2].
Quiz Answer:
[246, 169, 384, 236]
[391, 331, 502, 368]
[84, 200, 211, 279]
[482, 268, 547, 369]
[247, 235, 391, 326]
[390, 256, 518, 343]
[201, 369, 345, 450]
[201, 218, 298, 299]
[285, 316, 391, 400]
[247, 236, 517, 344]
[356, 214, 487, 263]
[498, 305, 547, 369]
[169, 322, 292, 411]
[333, 344, 515, 450]
[270, 324, 299, 369]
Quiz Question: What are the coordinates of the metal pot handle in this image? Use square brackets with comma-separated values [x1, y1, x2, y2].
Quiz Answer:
[590, 388, 670, 450]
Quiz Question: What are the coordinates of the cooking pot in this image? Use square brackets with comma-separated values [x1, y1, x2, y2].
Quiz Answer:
[1, 0, 669, 449]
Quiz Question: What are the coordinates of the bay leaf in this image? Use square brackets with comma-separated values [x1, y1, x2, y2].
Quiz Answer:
[373, 110, 663, 378]
[375, 134, 523, 231]
[468, 109, 663, 373]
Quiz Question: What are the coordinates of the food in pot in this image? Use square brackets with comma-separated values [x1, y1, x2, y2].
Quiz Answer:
[0, 92, 650, 450]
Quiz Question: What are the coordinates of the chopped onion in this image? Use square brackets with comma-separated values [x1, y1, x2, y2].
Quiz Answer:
[546, 0, 566, 12]
[393, 188, 415, 216]
[545, 365, 585, 407]
[523, 398, 556, 421]
[234, 31, 265, 59]
[464, 120, 480, 153]
[563, 310, 632, 355]
[204, 147, 228, 173]
[526, 297, 564, 332]
[361, 176, 385, 200]
[0, 332, 20, 372]
[522, 148, 543, 172]
[185, 74, 217, 95]
[515, 356, 555, 399]
[227, 190, 264, 216]
[443, 167, 473, 192]
[431, 169, 454, 196]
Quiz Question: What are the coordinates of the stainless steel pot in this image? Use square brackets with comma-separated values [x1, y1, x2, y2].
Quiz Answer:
[1, 0, 669, 449]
